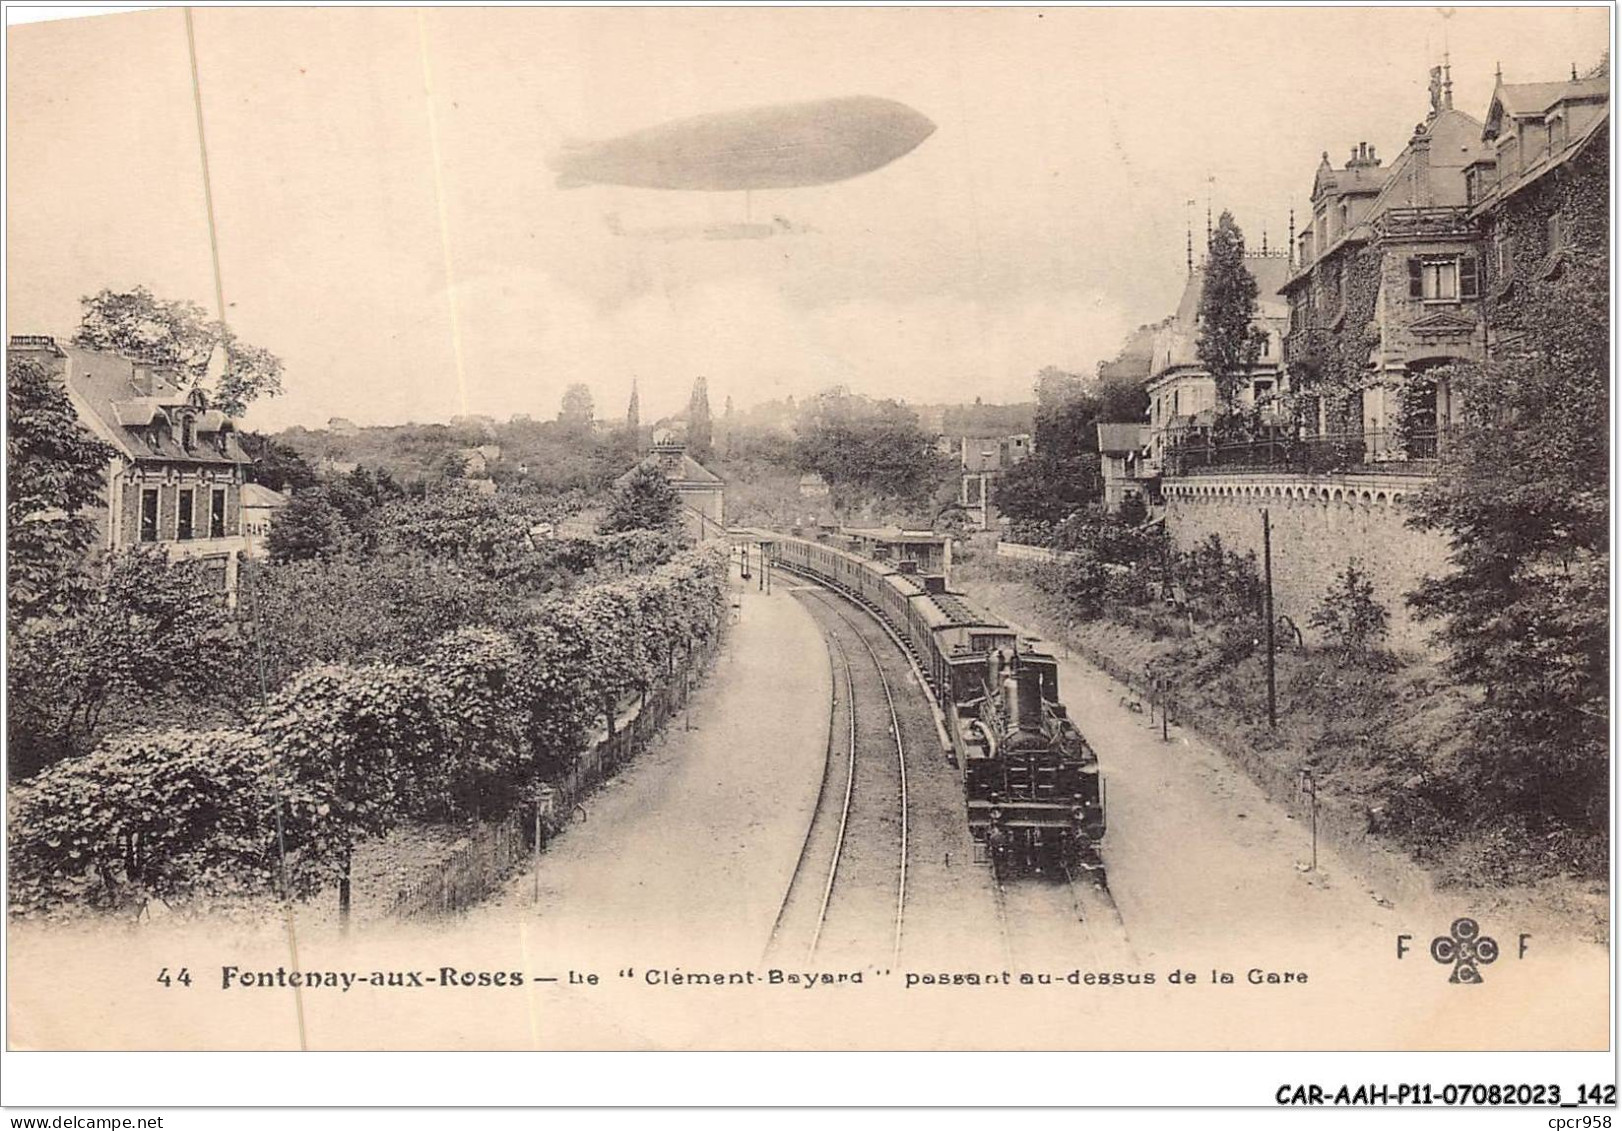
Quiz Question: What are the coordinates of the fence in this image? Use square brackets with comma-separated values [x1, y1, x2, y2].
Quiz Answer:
[1163, 428, 1441, 478]
[385, 632, 723, 921]
[994, 541, 1080, 566]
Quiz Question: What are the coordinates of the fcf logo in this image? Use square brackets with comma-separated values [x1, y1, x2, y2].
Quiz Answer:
[1396, 920, 1531, 984]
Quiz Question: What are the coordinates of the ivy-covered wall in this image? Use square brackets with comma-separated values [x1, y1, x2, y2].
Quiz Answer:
[1284, 243, 1382, 435]
[1480, 133, 1608, 343]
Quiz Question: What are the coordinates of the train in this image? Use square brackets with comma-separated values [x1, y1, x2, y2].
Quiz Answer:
[755, 530, 1106, 872]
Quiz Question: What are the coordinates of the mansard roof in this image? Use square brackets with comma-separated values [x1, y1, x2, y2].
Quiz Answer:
[33, 340, 252, 466]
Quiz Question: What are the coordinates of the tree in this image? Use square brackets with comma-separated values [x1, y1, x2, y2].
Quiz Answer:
[257, 662, 442, 921]
[240, 553, 508, 691]
[558, 383, 595, 434]
[1407, 245, 1608, 846]
[418, 628, 528, 819]
[266, 489, 348, 562]
[6, 354, 117, 624]
[8, 727, 282, 916]
[994, 373, 1108, 528]
[8, 549, 243, 778]
[1309, 559, 1389, 658]
[600, 464, 679, 534]
[626, 379, 641, 434]
[688, 376, 714, 463]
[73, 286, 283, 416]
[1196, 212, 1264, 420]
[238, 432, 319, 493]
[795, 389, 943, 512]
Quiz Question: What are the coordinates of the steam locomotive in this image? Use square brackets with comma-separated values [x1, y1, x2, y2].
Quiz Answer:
[758, 531, 1106, 870]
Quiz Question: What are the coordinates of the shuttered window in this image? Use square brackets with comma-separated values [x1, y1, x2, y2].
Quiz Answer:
[1459, 256, 1480, 299]
[1411, 257, 1472, 301]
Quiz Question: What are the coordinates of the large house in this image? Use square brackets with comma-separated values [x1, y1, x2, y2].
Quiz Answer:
[1143, 248, 1292, 474]
[1281, 65, 1493, 463]
[956, 433, 1032, 529]
[10, 335, 255, 596]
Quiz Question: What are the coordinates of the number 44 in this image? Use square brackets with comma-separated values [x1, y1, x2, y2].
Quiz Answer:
[156, 967, 192, 988]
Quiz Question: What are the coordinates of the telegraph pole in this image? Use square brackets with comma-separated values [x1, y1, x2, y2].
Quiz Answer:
[1262, 509, 1277, 729]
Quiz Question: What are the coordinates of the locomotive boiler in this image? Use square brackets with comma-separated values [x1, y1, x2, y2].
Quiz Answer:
[957, 647, 1105, 869]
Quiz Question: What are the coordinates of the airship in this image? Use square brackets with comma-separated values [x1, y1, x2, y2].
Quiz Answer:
[550, 95, 936, 192]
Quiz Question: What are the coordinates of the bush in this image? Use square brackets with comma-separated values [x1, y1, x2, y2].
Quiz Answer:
[1309, 559, 1389, 658]
[9, 728, 281, 916]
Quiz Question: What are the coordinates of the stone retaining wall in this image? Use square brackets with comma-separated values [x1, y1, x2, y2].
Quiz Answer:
[1163, 471, 1451, 652]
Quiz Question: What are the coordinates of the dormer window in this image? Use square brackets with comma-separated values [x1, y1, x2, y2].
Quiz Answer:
[181, 414, 196, 450]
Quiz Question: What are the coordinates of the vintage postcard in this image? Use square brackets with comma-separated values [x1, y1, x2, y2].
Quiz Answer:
[3, 3, 1612, 1076]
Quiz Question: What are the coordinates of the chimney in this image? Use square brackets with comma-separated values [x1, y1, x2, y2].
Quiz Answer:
[131, 364, 155, 397]
[1404, 127, 1432, 208]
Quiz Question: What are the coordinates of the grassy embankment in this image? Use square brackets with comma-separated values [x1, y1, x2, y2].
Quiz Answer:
[954, 554, 1608, 943]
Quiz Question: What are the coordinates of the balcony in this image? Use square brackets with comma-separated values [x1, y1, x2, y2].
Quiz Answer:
[1372, 206, 1474, 243]
[1163, 428, 1442, 478]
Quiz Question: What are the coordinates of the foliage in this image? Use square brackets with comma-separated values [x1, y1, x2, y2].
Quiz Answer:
[73, 286, 283, 416]
[8, 728, 282, 915]
[1407, 244, 1608, 841]
[418, 628, 529, 819]
[267, 489, 348, 562]
[256, 662, 443, 902]
[1196, 212, 1265, 418]
[6, 354, 117, 624]
[371, 484, 577, 576]
[8, 549, 243, 779]
[1178, 534, 1263, 626]
[238, 431, 319, 493]
[9, 544, 730, 916]
[1309, 559, 1389, 658]
[795, 388, 946, 512]
[240, 554, 508, 689]
[994, 367, 1142, 527]
[687, 376, 714, 464]
[1117, 493, 1148, 527]
[557, 383, 595, 434]
[600, 463, 680, 535]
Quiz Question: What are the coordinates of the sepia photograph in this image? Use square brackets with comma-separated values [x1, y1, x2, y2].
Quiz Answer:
[1, 0, 1613, 1101]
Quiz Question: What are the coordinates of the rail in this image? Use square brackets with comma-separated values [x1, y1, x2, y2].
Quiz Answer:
[1163, 428, 1442, 478]
[809, 624, 858, 960]
[803, 587, 911, 965]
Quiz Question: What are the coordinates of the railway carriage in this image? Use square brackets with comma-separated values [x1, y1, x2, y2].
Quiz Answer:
[749, 528, 1106, 871]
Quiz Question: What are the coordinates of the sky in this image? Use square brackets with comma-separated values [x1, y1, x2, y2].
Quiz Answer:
[6, 6, 1610, 431]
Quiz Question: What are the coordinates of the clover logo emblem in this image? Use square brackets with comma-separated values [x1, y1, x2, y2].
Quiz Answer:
[1430, 917, 1498, 984]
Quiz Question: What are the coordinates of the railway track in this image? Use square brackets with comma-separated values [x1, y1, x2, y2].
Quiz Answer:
[990, 854, 1136, 969]
[764, 557, 1132, 971]
[764, 584, 911, 965]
